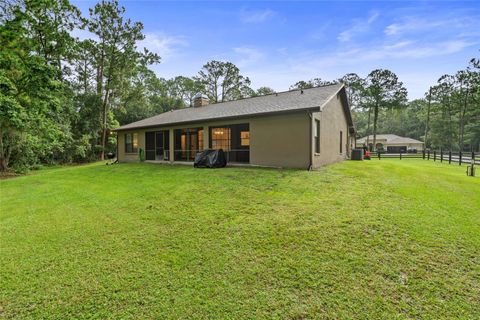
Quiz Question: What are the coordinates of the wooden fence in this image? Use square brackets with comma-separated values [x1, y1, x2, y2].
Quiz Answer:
[372, 150, 480, 166]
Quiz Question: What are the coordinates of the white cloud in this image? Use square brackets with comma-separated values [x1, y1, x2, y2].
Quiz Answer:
[382, 41, 413, 50]
[250, 37, 475, 99]
[233, 46, 264, 67]
[240, 8, 276, 23]
[338, 11, 379, 42]
[138, 32, 188, 62]
[384, 17, 445, 36]
[277, 47, 288, 56]
[303, 39, 475, 69]
[384, 13, 480, 37]
[368, 12, 380, 24]
[378, 39, 473, 59]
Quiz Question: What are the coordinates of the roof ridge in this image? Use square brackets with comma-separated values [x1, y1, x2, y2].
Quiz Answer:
[202, 82, 343, 107]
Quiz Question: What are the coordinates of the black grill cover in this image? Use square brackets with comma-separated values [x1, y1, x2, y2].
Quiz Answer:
[194, 149, 227, 168]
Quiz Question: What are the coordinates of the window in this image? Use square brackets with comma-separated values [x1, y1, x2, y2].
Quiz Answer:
[340, 131, 343, 153]
[125, 133, 138, 153]
[211, 127, 231, 151]
[240, 131, 250, 146]
[314, 120, 320, 153]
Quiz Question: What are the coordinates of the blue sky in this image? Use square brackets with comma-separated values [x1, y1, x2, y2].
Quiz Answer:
[73, 1, 480, 99]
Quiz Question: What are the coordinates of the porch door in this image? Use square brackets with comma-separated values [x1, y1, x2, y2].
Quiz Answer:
[145, 132, 155, 160]
[155, 131, 170, 160]
[155, 132, 164, 160]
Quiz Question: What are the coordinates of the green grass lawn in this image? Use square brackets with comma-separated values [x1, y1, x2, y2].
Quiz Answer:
[1, 160, 479, 319]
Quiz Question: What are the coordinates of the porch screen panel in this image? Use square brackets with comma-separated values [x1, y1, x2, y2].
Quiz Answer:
[145, 132, 155, 160]
[211, 127, 231, 151]
[174, 128, 203, 161]
[210, 124, 249, 163]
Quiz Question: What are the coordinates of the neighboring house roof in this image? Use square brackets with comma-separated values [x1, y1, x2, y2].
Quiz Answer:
[357, 134, 423, 144]
[115, 83, 354, 132]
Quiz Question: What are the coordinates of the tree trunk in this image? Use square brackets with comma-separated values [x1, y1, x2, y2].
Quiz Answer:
[0, 157, 7, 172]
[373, 102, 379, 151]
[0, 132, 10, 172]
[0, 133, 6, 172]
[99, 84, 111, 161]
[96, 47, 105, 95]
[83, 59, 88, 93]
[446, 97, 453, 151]
[459, 89, 469, 152]
[366, 106, 372, 150]
[424, 87, 432, 149]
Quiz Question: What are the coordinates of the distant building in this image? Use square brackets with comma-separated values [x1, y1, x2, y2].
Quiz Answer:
[356, 134, 423, 153]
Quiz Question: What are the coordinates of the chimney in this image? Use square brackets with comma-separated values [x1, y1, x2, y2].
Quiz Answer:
[193, 93, 209, 107]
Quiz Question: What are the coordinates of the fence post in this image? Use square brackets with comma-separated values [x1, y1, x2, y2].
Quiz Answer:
[400, 151, 402, 160]
[428, 150, 430, 160]
[459, 151, 462, 166]
[422, 149, 425, 159]
[440, 148, 443, 162]
[449, 151, 452, 164]
[472, 152, 475, 166]
[378, 152, 381, 160]
[434, 150, 436, 162]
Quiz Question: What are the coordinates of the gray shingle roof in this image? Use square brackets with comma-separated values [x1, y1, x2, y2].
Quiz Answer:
[357, 134, 423, 144]
[116, 83, 346, 131]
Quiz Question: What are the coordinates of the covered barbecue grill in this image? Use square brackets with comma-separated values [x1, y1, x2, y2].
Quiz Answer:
[194, 149, 227, 168]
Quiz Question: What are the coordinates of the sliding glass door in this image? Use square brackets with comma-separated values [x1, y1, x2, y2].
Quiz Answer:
[174, 127, 204, 161]
[145, 130, 170, 161]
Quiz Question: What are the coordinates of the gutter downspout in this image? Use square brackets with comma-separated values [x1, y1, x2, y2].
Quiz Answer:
[307, 111, 313, 171]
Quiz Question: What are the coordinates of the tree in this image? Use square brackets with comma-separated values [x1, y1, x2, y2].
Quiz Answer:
[255, 86, 275, 96]
[430, 75, 456, 150]
[362, 69, 407, 150]
[289, 78, 337, 90]
[87, 0, 159, 160]
[0, 76, 27, 171]
[0, 3, 75, 171]
[465, 57, 480, 151]
[21, 0, 84, 78]
[196, 60, 252, 103]
[169, 76, 205, 106]
[455, 70, 472, 152]
[114, 70, 184, 125]
[340, 73, 364, 110]
[74, 40, 96, 94]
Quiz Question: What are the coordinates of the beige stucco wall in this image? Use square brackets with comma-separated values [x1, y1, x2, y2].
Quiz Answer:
[250, 112, 311, 168]
[311, 94, 350, 168]
[117, 112, 311, 168]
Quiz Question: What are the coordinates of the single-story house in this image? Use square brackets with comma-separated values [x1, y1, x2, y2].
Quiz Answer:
[114, 83, 355, 169]
[356, 134, 423, 153]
